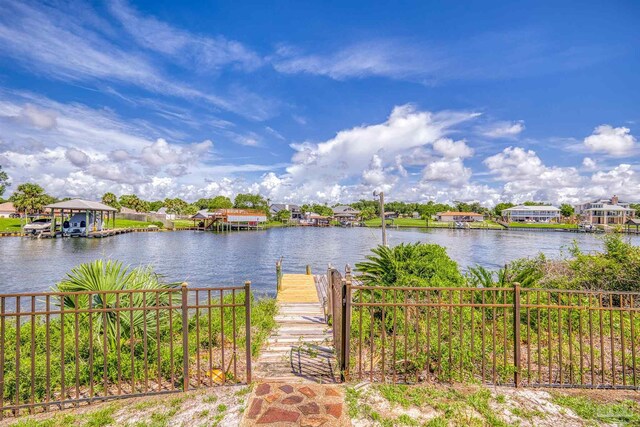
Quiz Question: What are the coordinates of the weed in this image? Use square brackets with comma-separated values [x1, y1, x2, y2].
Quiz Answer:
[553, 394, 640, 424]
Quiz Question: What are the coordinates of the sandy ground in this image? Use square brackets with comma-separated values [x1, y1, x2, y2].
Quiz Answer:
[0, 384, 251, 427]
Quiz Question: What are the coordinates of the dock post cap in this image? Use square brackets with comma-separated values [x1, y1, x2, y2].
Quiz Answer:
[181, 282, 188, 288]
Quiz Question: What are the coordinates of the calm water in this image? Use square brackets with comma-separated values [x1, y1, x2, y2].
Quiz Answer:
[1, 227, 638, 295]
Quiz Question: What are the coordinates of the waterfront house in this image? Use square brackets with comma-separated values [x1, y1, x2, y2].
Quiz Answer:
[0, 202, 17, 218]
[301, 212, 331, 227]
[270, 203, 303, 220]
[575, 195, 636, 225]
[436, 211, 484, 222]
[332, 205, 360, 221]
[501, 205, 561, 223]
[156, 207, 176, 220]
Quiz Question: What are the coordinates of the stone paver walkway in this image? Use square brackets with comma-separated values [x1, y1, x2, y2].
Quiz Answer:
[240, 382, 349, 426]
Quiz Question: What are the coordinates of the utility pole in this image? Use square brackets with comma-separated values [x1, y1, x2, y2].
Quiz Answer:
[374, 191, 387, 246]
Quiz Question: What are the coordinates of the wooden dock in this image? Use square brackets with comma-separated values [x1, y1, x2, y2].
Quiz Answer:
[254, 272, 337, 383]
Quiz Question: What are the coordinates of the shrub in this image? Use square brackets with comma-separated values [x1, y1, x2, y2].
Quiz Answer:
[355, 243, 465, 288]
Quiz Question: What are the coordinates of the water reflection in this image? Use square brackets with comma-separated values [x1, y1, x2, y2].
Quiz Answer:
[0, 228, 637, 295]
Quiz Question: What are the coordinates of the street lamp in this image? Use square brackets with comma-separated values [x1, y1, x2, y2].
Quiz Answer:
[373, 191, 387, 247]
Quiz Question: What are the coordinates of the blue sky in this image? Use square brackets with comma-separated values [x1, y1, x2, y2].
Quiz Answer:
[0, 0, 639, 205]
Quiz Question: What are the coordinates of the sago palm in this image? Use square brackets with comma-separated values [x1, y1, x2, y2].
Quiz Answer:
[54, 259, 180, 346]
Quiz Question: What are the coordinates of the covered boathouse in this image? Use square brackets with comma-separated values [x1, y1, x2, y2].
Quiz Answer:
[43, 199, 118, 237]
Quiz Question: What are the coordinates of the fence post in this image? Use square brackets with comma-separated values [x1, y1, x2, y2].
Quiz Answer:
[340, 278, 352, 382]
[244, 281, 252, 384]
[513, 282, 521, 387]
[306, 265, 312, 275]
[276, 260, 282, 292]
[181, 282, 189, 392]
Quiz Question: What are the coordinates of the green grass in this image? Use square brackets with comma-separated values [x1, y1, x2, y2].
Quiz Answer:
[352, 384, 553, 427]
[364, 218, 503, 229]
[552, 394, 640, 425]
[0, 218, 24, 232]
[508, 222, 577, 229]
[114, 219, 159, 229]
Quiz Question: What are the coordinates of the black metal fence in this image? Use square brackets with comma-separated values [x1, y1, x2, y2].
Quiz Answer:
[0, 283, 252, 418]
[328, 266, 640, 389]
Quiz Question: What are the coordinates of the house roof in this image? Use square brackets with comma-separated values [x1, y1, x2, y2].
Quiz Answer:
[503, 205, 560, 211]
[119, 206, 138, 214]
[156, 207, 168, 214]
[437, 211, 484, 216]
[332, 205, 360, 214]
[270, 203, 301, 213]
[191, 209, 211, 219]
[0, 201, 15, 212]
[585, 204, 634, 212]
[307, 213, 329, 219]
[44, 199, 117, 212]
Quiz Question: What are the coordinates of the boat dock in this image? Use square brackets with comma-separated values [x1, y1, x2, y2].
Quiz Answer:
[22, 227, 162, 239]
[253, 270, 336, 383]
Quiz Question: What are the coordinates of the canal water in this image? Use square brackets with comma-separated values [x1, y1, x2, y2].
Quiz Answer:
[1, 227, 638, 295]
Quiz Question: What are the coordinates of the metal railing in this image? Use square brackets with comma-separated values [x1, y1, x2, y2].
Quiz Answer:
[330, 266, 640, 389]
[0, 283, 252, 418]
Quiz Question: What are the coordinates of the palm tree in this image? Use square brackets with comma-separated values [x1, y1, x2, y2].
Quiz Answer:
[355, 243, 465, 288]
[0, 165, 9, 198]
[101, 192, 121, 210]
[9, 183, 53, 214]
[55, 260, 180, 345]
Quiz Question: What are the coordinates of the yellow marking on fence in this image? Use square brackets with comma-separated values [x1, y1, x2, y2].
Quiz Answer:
[277, 274, 319, 303]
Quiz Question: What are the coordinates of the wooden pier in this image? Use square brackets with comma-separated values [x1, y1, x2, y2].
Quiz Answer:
[254, 271, 337, 382]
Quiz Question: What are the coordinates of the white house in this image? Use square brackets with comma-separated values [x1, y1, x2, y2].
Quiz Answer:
[575, 195, 635, 225]
[501, 205, 561, 223]
[156, 207, 176, 220]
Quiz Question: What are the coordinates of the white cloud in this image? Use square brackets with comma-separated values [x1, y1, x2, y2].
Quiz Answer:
[65, 148, 90, 167]
[479, 121, 525, 138]
[272, 41, 439, 81]
[432, 138, 474, 158]
[422, 158, 471, 186]
[109, 0, 262, 71]
[271, 30, 610, 83]
[582, 157, 597, 170]
[18, 104, 57, 129]
[484, 146, 583, 203]
[0, 1, 274, 120]
[584, 125, 636, 156]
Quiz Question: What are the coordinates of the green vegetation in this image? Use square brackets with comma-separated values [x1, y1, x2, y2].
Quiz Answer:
[356, 242, 464, 288]
[195, 196, 233, 210]
[0, 217, 23, 232]
[118, 194, 149, 213]
[364, 218, 502, 228]
[0, 165, 10, 197]
[1, 260, 277, 412]
[348, 238, 640, 385]
[9, 183, 55, 214]
[552, 394, 640, 424]
[101, 193, 120, 210]
[349, 384, 514, 426]
[233, 193, 269, 215]
[114, 219, 162, 229]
